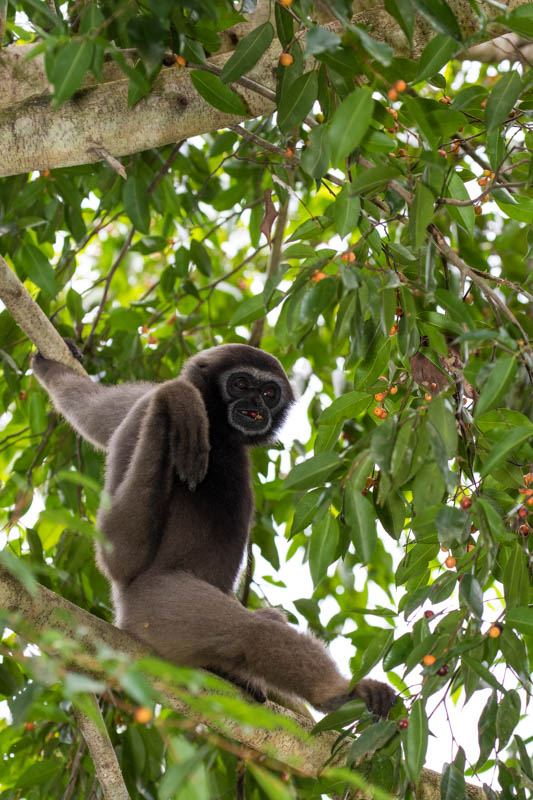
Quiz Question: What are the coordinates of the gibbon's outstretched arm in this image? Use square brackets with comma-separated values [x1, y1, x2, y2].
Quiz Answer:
[32, 352, 154, 450]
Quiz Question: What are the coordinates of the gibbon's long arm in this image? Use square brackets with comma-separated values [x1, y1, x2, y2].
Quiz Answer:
[32, 354, 154, 450]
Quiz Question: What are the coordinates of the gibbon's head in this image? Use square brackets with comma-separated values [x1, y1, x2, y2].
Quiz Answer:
[182, 344, 294, 444]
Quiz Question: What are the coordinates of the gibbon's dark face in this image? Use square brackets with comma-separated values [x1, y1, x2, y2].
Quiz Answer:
[221, 367, 286, 438]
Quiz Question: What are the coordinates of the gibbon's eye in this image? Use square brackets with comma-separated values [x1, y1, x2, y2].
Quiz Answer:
[233, 377, 249, 391]
[261, 383, 280, 406]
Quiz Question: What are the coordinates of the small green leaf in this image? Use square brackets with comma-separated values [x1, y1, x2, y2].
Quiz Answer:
[485, 71, 522, 132]
[17, 761, 63, 791]
[29, 392, 47, 434]
[345, 484, 377, 564]
[477, 691, 498, 768]
[409, 183, 434, 248]
[319, 392, 368, 424]
[384, 0, 414, 43]
[413, 0, 462, 40]
[190, 70, 246, 115]
[123, 177, 150, 233]
[190, 239, 212, 277]
[435, 506, 471, 548]
[278, 71, 318, 134]
[402, 699, 428, 785]
[480, 424, 533, 477]
[305, 25, 341, 57]
[48, 39, 94, 106]
[300, 125, 331, 179]
[503, 543, 529, 610]
[459, 575, 483, 619]
[348, 719, 397, 764]
[415, 34, 460, 82]
[474, 357, 517, 419]
[17, 242, 57, 296]
[309, 513, 339, 587]
[497, 690, 521, 750]
[334, 187, 361, 238]
[220, 22, 274, 83]
[441, 761, 466, 800]
[506, 606, 533, 636]
[328, 88, 374, 161]
[284, 451, 339, 490]
[275, 4, 293, 49]
[312, 699, 366, 734]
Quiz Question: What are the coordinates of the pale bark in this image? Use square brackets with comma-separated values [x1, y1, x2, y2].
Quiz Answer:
[72, 697, 131, 800]
[0, 0, 530, 177]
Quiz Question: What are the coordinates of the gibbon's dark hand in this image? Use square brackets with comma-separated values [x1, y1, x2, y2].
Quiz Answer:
[154, 380, 210, 491]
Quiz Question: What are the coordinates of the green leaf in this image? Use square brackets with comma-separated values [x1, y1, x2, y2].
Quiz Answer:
[17, 760, 63, 791]
[190, 70, 247, 115]
[496, 690, 521, 751]
[312, 699, 367, 733]
[350, 166, 401, 195]
[284, 451, 339, 490]
[409, 183, 434, 248]
[278, 71, 318, 134]
[300, 125, 331, 179]
[474, 357, 517, 419]
[29, 392, 47, 434]
[415, 34, 461, 83]
[506, 606, 533, 636]
[190, 239, 212, 276]
[477, 691, 498, 768]
[48, 39, 94, 106]
[402, 699, 428, 785]
[328, 88, 374, 161]
[459, 574, 483, 619]
[480, 424, 533, 477]
[275, 4, 293, 49]
[353, 629, 394, 682]
[334, 187, 361, 238]
[345, 484, 377, 564]
[348, 719, 397, 764]
[441, 761, 466, 800]
[485, 71, 522, 132]
[309, 513, 339, 587]
[220, 22, 274, 83]
[461, 656, 505, 692]
[445, 171, 474, 237]
[413, 0, 462, 40]
[503, 543, 529, 610]
[123, 177, 150, 233]
[17, 242, 57, 296]
[305, 25, 341, 57]
[319, 392, 368, 424]
[384, 0, 414, 43]
[435, 506, 471, 548]
[383, 632, 412, 670]
[247, 764, 294, 800]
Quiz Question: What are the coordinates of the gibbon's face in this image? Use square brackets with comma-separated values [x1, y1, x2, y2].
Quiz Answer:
[220, 367, 289, 438]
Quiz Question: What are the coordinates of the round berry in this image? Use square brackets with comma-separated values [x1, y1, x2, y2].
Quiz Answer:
[394, 79, 407, 93]
[398, 718, 409, 729]
[279, 53, 294, 67]
[460, 497, 472, 510]
[388, 88, 398, 101]
[445, 556, 456, 568]
[518, 524, 530, 537]
[437, 665, 449, 676]
[134, 707, 153, 724]
[424, 610, 434, 619]
[488, 624, 502, 639]
[423, 654, 436, 666]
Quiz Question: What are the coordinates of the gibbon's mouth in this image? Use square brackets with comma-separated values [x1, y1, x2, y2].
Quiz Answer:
[240, 410, 263, 420]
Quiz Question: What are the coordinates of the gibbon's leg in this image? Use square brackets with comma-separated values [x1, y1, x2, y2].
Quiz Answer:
[117, 571, 395, 716]
[98, 380, 209, 585]
[32, 353, 153, 450]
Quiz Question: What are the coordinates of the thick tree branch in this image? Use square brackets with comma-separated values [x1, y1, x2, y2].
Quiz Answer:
[0, 0, 529, 177]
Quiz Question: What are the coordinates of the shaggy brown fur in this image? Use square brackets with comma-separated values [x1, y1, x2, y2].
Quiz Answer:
[33, 343, 395, 715]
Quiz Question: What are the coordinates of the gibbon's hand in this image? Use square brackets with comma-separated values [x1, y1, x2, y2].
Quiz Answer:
[154, 380, 210, 491]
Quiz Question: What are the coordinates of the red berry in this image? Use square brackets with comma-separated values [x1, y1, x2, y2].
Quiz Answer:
[398, 718, 409, 729]
[460, 497, 472, 510]
[424, 610, 434, 618]
[437, 665, 449, 676]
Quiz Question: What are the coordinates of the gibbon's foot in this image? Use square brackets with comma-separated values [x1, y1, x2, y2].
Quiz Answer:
[207, 667, 267, 704]
[64, 338, 84, 362]
[318, 678, 396, 718]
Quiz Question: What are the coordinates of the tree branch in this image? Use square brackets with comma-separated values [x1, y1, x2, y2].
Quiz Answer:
[72, 697, 130, 800]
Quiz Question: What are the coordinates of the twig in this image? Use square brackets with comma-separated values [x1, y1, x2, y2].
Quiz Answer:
[84, 228, 135, 351]
[249, 197, 289, 347]
[62, 737, 86, 800]
[72, 696, 130, 800]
